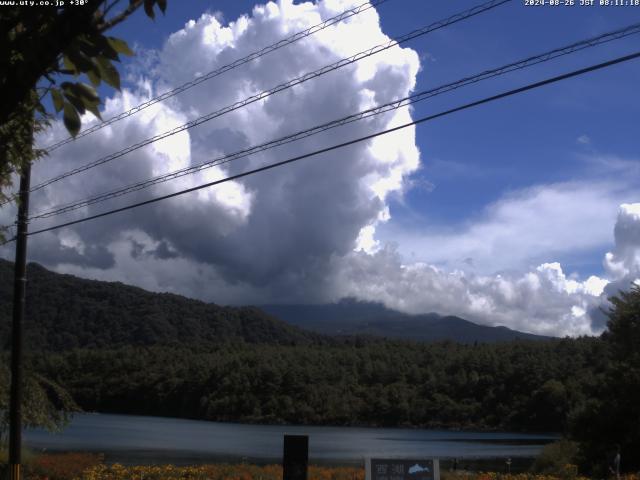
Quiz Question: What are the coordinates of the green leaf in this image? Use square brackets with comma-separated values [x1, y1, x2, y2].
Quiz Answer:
[88, 34, 120, 62]
[63, 55, 78, 75]
[157, 0, 167, 14]
[107, 37, 134, 56]
[65, 50, 95, 74]
[51, 89, 64, 113]
[35, 101, 47, 117]
[63, 102, 81, 137]
[144, 0, 155, 19]
[63, 82, 102, 120]
[86, 68, 101, 87]
[85, 99, 102, 120]
[74, 82, 100, 102]
[62, 90, 86, 115]
[75, 35, 101, 57]
[95, 57, 120, 90]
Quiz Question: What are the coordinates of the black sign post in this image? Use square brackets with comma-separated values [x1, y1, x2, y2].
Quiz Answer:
[366, 458, 439, 480]
[283, 434, 308, 480]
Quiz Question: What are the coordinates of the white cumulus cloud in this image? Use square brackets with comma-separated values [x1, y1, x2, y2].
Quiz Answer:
[2, 1, 640, 338]
[378, 180, 635, 274]
[330, 249, 608, 337]
[2, 0, 420, 302]
[331, 201, 640, 337]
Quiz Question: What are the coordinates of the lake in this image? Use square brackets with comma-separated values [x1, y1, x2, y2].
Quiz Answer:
[24, 413, 555, 466]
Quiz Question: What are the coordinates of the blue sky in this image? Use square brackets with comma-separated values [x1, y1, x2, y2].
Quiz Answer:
[109, 0, 640, 278]
[3, 0, 639, 336]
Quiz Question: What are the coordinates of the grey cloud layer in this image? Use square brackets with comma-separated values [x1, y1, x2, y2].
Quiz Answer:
[5, 0, 420, 302]
[1, 1, 638, 337]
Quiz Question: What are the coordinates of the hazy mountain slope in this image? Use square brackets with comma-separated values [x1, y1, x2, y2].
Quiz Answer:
[0, 259, 325, 350]
[0, 259, 549, 350]
[261, 299, 552, 343]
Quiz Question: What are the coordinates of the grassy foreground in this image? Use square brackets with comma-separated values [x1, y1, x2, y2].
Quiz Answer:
[12, 453, 363, 480]
[5, 452, 638, 480]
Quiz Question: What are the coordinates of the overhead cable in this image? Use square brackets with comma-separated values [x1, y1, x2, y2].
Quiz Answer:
[28, 21, 640, 221]
[42, 0, 391, 153]
[18, 50, 640, 239]
[25, 0, 512, 195]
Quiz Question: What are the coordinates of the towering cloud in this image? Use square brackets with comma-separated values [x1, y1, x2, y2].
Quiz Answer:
[2, 0, 420, 300]
[0, 1, 638, 337]
[333, 249, 609, 337]
[604, 204, 640, 283]
[332, 202, 640, 337]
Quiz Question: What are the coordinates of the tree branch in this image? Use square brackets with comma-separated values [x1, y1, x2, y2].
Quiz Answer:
[103, 0, 122, 17]
[0, 4, 102, 125]
[96, 0, 145, 33]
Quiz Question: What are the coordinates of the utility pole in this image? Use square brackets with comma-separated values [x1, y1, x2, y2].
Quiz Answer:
[8, 148, 32, 480]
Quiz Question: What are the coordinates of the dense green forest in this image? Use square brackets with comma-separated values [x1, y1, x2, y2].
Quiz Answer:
[0, 259, 544, 348]
[2, 259, 640, 473]
[0, 259, 605, 432]
[24, 338, 606, 433]
[0, 260, 327, 350]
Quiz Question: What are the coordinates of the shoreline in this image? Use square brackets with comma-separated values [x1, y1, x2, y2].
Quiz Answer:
[24, 412, 552, 467]
[75, 410, 561, 436]
[24, 447, 537, 472]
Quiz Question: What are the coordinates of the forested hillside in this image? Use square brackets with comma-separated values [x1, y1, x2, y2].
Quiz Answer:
[0, 259, 552, 348]
[29, 338, 605, 433]
[0, 259, 325, 350]
[0, 259, 612, 437]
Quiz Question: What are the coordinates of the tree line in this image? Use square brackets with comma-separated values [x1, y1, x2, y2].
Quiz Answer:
[2, 259, 640, 473]
[20, 338, 605, 432]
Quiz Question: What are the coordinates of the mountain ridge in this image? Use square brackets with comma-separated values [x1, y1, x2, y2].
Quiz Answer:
[0, 259, 325, 350]
[260, 299, 552, 343]
[0, 259, 550, 348]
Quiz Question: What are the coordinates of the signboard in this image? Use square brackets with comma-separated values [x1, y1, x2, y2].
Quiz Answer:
[365, 458, 439, 480]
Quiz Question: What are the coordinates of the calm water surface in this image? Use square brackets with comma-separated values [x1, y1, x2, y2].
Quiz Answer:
[25, 413, 555, 465]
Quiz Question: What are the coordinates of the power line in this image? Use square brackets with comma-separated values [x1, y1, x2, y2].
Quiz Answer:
[0, 233, 16, 247]
[18, 50, 640, 239]
[30, 0, 511, 193]
[26, 21, 640, 221]
[24, 0, 512, 196]
[42, 0, 391, 153]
